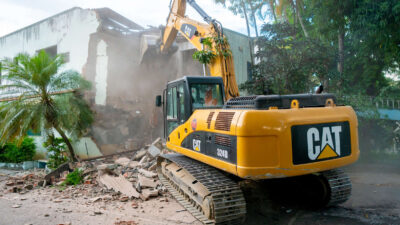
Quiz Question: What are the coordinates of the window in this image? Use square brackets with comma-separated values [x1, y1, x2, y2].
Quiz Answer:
[167, 86, 179, 135]
[178, 84, 185, 122]
[190, 83, 224, 109]
[36, 45, 57, 58]
[167, 87, 177, 120]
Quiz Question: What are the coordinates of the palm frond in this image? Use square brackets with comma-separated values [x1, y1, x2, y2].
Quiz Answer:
[0, 50, 93, 156]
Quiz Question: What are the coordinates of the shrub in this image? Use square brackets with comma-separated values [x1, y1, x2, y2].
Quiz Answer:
[0, 137, 36, 163]
[44, 136, 69, 169]
[63, 169, 83, 185]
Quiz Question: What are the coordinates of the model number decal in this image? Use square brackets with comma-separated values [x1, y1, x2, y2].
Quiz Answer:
[193, 139, 201, 152]
[217, 148, 228, 159]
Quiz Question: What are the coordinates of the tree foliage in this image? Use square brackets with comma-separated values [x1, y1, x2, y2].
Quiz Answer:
[241, 23, 337, 94]
[0, 137, 36, 163]
[44, 136, 69, 169]
[0, 50, 93, 162]
[236, 0, 400, 153]
[240, 0, 400, 98]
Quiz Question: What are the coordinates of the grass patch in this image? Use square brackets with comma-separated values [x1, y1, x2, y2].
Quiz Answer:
[63, 169, 83, 185]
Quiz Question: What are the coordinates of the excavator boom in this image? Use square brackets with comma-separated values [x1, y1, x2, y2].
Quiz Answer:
[161, 0, 240, 99]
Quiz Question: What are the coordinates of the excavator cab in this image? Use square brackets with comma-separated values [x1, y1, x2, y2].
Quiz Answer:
[157, 76, 225, 137]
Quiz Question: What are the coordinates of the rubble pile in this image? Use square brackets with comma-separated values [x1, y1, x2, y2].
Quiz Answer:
[1, 138, 168, 203]
[2, 172, 45, 194]
[91, 104, 159, 155]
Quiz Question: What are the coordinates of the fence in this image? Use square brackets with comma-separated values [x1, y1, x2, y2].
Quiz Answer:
[338, 95, 400, 110]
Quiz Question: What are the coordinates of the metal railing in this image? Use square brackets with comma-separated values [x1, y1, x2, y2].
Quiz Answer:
[338, 95, 400, 110]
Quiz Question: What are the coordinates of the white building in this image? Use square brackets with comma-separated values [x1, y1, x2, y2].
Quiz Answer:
[0, 7, 252, 159]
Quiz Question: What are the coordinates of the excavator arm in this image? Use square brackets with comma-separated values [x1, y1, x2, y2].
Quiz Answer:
[161, 0, 240, 99]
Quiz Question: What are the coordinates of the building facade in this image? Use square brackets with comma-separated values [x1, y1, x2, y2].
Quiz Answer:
[0, 7, 252, 158]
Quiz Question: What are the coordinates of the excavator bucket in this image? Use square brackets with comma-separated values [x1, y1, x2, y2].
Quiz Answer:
[139, 0, 186, 63]
[139, 34, 160, 63]
[139, 29, 178, 64]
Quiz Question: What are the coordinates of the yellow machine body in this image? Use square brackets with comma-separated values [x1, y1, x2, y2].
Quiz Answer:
[166, 106, 359, 180]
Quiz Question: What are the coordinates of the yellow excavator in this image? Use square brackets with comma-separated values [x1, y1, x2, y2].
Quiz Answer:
[153, 0, 360, 224]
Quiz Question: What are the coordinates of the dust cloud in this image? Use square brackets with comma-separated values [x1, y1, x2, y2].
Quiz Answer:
[81, 28, 202, 155]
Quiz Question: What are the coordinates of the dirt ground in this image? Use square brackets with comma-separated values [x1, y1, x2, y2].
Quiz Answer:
[0, 160, 399, 225]
[242, 161, 400, 225]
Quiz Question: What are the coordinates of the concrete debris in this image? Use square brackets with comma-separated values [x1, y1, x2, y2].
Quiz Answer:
[139, 155, 148, 165]
[140, 189, 159, 201]
[151, 137, 163, 149]
[133, 149, 147, 160]
[138, 169, 157, 178]
[149, 138, 163, 156]
[90, 197, 102, 202]
[138, 174, 158, 188]
[147, 145, 161, 158]
[99, 174, 140, 198]
[97, 164, 118, 176]
[128, 161, 139, 169]
[114, 157, 131, 167]
[1, 137, 167, 208]
[148, 162, 157, 171]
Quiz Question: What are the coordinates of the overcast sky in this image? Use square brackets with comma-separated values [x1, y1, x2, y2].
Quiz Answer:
[0, 0, 265, 37]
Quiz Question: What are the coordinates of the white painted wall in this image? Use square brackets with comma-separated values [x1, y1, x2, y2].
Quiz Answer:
[95, 40, 108, 105]
[0, 8, 105, 159]
[0, 8, 99, 74]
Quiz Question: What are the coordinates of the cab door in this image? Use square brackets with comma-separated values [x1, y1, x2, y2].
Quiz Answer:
[165, 82, 186, 137]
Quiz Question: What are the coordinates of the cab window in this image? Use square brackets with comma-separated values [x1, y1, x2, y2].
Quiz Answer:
[178, 84, 185, 123]
[167, 87, 177, 120]
[190, 84, 224, 109]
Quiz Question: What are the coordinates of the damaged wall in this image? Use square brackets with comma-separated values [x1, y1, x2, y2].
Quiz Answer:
[83, 27, 203, 155]
[0, 7, 250, 158]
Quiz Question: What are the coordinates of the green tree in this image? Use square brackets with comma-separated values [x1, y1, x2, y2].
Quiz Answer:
[44, 136, 69, 169]
[217, 0, 265, 37]
[0, 137, 36, 163]
[0, 51, 93, 162]
[241, 23, 336, 95]
[214, 0, 253, 37]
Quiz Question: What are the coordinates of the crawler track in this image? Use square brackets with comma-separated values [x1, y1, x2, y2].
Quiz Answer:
[321, 169, 352, 206]
[157, 154, 246, 225]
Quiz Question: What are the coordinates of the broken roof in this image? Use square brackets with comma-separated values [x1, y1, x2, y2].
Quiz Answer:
[0, 7, 144, 39]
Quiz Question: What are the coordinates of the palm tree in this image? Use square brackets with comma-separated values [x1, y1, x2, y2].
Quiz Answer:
[0, 50, 93, 162]
[273, 0, 309, 37]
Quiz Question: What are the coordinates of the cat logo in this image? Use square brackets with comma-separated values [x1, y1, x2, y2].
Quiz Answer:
[193, 139, 201, 152]
[184, 25, 192, 37]
[181, 24, 197, 40]
[307, 126, 342, 160]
